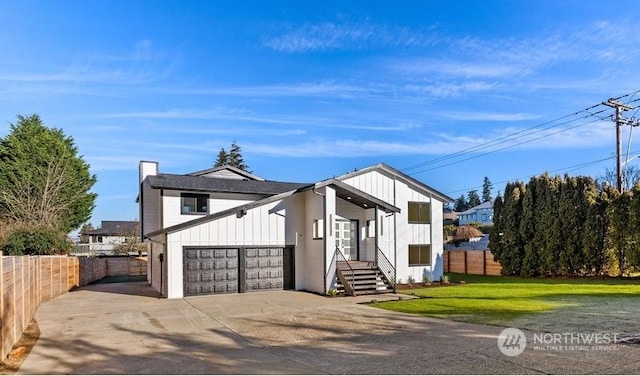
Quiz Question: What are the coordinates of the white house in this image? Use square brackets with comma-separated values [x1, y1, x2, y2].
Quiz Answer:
[78, 220, 139, 253]
[458, 201, 494, 226]
[139, 162, 452, 298]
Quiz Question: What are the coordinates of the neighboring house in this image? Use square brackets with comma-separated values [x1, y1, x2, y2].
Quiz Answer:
[78, 220, 140, 253]
[458, 201, 494, 226]
[443, 209, 459, 226]
[139, 162, 452, 298]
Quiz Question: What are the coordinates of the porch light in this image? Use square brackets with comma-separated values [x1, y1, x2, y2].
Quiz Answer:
[363, 203, 368, 207]
[346, 196, 352, 200]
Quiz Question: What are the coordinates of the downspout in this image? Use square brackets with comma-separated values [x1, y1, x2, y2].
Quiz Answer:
[393, 175, 398, 291]
[312, 187, 327, 294]
[429, 192, 434, 284]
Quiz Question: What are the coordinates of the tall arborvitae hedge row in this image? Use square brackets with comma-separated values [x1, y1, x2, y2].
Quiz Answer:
[490, 174, 640, 277]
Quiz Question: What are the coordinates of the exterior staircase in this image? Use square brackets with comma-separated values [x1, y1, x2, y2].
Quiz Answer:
[336, 261, 394, 296]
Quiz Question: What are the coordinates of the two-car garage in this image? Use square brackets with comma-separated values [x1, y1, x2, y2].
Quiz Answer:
[183, 246, 295, 297]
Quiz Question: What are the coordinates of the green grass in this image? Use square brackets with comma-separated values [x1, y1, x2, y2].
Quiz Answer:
[372, 273, 640, 329]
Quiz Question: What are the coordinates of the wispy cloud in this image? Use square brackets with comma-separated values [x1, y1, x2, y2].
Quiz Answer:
[102, 107, 422, 132]
[155, 81, 375, 99]
[0, 40, 175, 97]
[441, 112, 540, 122]
[264, 20, 439, 53]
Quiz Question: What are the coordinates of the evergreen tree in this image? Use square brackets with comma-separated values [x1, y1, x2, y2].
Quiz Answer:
[609, 190, 632, 276]
[520, 177, 538, 276]
[214, 148, 229, 167]
[542, 175, 563, 275]
[453, 195, 468, 212]
[467, 190, 481, 208]
[79, 223, 94, 243]
[583, 187, 612, 275]
[0, 114, 96, 232]
[213, 142, 251, 172]
[482, 176, 493, 202]
[494, 182, 525, 275]
[228, 141, 250, 172]
[627, 183, 640, 270]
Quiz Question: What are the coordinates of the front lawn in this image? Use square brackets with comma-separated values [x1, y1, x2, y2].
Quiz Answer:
[372, 273, 640, 334]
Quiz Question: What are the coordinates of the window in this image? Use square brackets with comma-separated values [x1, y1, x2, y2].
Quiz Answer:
[312, 219, 324, 239]
[181, 193, 208, 214]
[408, 244, 431, 266]
[408, 202, 431, 224]
[367, 219, 375, 237]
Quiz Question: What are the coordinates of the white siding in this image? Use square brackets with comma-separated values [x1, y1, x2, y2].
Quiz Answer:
[162, 190, 266, 228]
[342, 169, 445, 284]
[302, 190, 325, 294]
[324, 186, 336, 293]
[165, 199, 290, 298]
[396, 183, 444, 283]
[341, 170, 395, 203]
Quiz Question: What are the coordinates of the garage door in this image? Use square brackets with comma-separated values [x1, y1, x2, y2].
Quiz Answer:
[184, 248, 238, 296]
[245, 248, 284, 291]
[183, 247, 294, 297]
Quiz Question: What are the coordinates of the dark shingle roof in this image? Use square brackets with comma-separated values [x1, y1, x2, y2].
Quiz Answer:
[147, 174, 310, 195]
[84, 221, 139, 236]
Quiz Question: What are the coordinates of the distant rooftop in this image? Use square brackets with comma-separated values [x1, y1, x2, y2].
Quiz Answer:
[83, 220, 139, 236]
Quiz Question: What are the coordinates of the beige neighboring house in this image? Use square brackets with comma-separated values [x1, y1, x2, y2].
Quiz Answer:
[139, 162, 453, 299]
[77, 220, 140, 255]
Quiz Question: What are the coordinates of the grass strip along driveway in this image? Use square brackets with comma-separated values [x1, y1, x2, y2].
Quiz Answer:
[372, 273, 640, 336]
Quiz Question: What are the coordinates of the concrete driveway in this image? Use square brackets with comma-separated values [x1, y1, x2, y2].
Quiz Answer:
[19, 282, 640, 374]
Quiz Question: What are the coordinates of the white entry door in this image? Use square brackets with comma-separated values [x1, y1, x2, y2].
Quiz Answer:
[335, 220, 357, 260]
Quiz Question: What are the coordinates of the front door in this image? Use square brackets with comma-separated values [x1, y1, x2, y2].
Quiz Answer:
[335, 220, 358, 260]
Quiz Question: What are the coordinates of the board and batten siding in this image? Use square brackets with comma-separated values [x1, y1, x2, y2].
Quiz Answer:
[164, 198, 290, 298]
[342, 169, 444, 283]
[161, 190, 266, 229]
[340, 171, 396, 262]
[395, 182, 444, 283]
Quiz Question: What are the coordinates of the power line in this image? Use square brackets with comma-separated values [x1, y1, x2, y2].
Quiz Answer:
[403, 90, 640, 176]
[410, 115, 604, 175]
[444, 151, 632, 196]
[403, 103, 608, 172]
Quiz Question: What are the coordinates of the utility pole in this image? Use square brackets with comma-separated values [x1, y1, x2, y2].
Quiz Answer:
[603, 98, 638, 193]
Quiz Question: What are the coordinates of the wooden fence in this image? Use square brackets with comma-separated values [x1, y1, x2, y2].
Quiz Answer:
[444, 250, 502, 276]
[0, 255, 148, 361]
[78, 256, 147, 286]
[1, 256, 79, 360]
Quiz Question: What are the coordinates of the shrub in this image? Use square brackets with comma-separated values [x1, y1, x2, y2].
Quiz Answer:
[407, 275, 415, 284]
[3, 226, 72, 255]
[422, 275, 430, 284]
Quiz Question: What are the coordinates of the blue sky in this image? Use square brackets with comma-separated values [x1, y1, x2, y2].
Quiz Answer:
[2, 1, 640, 229]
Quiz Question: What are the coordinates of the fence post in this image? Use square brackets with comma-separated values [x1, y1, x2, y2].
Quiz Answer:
[483, 250, 487, 276]
[464, 251, 468, 274]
